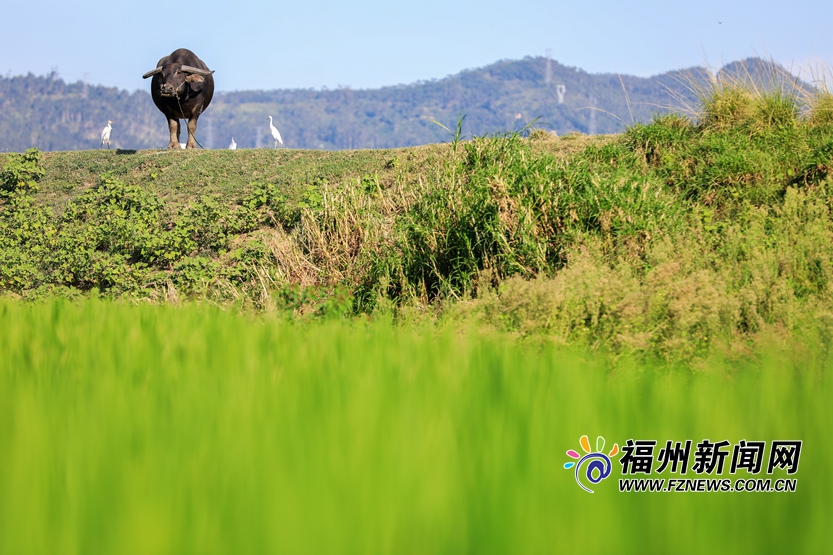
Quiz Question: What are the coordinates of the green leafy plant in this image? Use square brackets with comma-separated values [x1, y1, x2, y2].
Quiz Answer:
[0, 148, 45, 195]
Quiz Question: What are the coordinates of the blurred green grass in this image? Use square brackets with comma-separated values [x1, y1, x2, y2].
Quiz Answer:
[0, 297, 830, 554]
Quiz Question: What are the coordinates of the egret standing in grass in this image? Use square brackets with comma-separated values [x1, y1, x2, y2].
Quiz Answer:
[229, 137, 237, 150]
[268, 116, 283, 149]
[100, 120, 113, 149]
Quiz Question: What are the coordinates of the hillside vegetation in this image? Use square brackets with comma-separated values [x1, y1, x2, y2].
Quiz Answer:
[2, 73, 832, 364]
[2, 57, 792, 152]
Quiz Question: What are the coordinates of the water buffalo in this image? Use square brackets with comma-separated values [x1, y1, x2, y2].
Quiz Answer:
[142, 48, 214, 149]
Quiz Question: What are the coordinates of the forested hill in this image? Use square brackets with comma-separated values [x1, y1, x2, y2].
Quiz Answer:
[0, 57, 789, 152]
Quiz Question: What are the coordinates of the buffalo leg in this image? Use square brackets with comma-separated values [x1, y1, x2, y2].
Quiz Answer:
[167, 117, 181, 149]
[186, 116, 199, 149]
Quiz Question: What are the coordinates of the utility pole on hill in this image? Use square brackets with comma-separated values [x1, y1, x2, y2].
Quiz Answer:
[589, 97, 597, 135]
[545, 49, 552, 87]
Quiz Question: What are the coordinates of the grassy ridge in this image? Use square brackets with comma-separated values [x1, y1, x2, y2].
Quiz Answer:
[1, 298, 830, 554]
[0, 135, 595, 210]
[1, 80, 833, 363]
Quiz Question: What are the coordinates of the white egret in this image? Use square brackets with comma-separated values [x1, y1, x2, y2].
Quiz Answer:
[229, 137, 237, 150]
[100, 120, 113, 149]
[268, 116, 283, 148]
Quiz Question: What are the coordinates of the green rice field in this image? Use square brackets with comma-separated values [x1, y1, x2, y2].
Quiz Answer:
[1, 298, 830, 554]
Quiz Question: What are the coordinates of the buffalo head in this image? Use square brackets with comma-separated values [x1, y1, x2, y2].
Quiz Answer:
[142, 63, 213, 99]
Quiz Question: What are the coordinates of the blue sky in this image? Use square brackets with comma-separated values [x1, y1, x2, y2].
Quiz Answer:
[2, 0, 831, 92]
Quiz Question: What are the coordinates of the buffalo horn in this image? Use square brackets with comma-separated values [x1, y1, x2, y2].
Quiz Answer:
[142, 67, 163, 79]
[180, 65, 214, 76]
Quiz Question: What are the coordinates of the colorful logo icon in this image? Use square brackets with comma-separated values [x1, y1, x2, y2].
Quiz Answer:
[565, 435, 620, 493]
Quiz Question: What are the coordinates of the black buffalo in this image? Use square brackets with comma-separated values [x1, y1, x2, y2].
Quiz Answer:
[142, 48, 215, 149]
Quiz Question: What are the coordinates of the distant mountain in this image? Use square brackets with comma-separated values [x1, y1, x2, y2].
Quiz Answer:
[0, 57, 796, 152]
